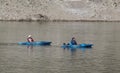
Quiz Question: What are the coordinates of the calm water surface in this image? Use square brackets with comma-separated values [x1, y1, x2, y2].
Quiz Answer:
[0, 21, 120, 73]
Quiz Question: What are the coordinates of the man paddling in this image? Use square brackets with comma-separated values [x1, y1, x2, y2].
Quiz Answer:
[27, 35, 34, 42]
[70, 37, 77, 45]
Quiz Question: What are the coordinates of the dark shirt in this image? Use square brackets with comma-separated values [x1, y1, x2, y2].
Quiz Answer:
[70, 39, 77, 45]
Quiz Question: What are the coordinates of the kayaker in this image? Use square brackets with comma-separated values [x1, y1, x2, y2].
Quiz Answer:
[27, 35, 34, 42]
[70, 37, 77, 45]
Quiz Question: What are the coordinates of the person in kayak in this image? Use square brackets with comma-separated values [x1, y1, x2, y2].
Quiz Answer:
[70, 37, 77, 45]
[27, 35, 34, 42]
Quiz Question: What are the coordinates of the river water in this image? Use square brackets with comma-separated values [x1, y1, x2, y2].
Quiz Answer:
[0, 21, 120, 73]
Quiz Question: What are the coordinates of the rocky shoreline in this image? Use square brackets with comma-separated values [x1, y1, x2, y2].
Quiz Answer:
[0, 0, 120, 21]
[1, 19, 120, 22]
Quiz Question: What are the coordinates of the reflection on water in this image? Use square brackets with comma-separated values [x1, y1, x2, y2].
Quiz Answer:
[27, 45, 34, 56]
[0, 21, 120, 73]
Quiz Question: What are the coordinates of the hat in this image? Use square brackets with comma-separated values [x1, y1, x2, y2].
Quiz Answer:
[28, 35, 31, 37]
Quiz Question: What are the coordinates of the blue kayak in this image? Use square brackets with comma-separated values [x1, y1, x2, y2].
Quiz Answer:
[18, 41, 52, 46]
[61, 43, 93, 49]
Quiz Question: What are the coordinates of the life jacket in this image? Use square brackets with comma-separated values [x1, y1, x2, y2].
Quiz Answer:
[70, 40, 77, 45]
[27, 37, 34, 42]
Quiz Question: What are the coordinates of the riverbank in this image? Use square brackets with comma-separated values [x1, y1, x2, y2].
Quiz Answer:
[1, 19, 120, 22]
[0, 0, 120, 21]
